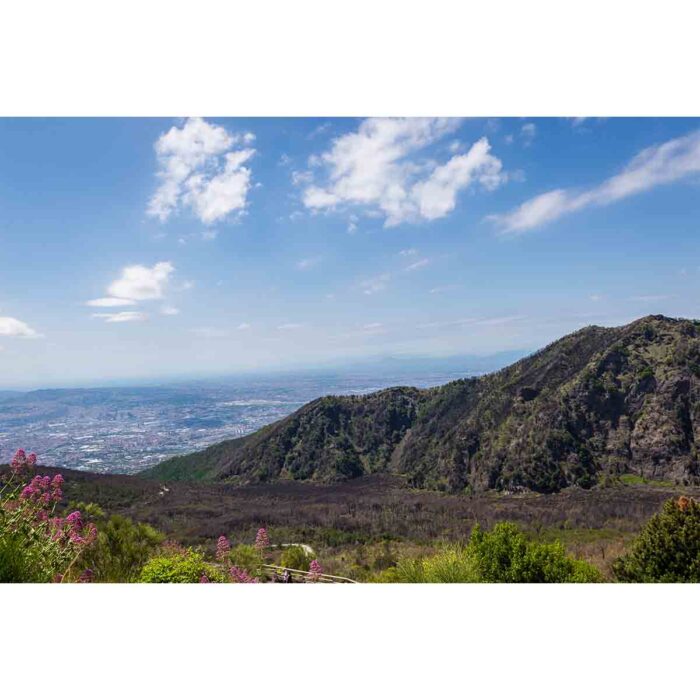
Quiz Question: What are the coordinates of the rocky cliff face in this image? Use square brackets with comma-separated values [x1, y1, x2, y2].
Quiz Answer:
[148, 316, 700, 493]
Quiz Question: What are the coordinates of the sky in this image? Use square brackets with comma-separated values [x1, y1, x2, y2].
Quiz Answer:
[1, 116, 700, 389]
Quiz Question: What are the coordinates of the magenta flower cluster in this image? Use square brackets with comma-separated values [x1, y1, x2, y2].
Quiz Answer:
[20, 473, 64, 505]
[49, 510, 97, 546]
[10, 448, 37, 475]
[229, 566, 259, 583]
[216, 535, 231, 561]
[3, 449, 99, 583]
[254, 527, 270, 551]
[308, 559, 323, 581]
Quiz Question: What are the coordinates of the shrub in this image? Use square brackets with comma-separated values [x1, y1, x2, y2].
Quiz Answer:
[139, 549, 223, 583]
[279, 545, 312, 572]
[229, 544, 264, 577]
[77, 513, 165, 582]
[467, 522, 602, 583]
[390, 522, 602, 583]
[613, 496, 700, 582]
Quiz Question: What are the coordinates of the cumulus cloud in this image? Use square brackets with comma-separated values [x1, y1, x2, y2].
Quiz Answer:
[301, 118, 505, 227]
[147, 117, 255, 225]
[87, 262, 176, 321]
[106, 262, 174, 302]
[0, 316, 40, 338]
[92, 311, 147, 323]
[491, 129, 700, 234]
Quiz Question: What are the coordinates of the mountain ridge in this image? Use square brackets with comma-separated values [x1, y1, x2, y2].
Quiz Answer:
[146, 315, 700, 493]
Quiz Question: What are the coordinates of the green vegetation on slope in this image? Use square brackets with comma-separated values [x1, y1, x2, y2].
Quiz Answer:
[147, 315, 700, 494]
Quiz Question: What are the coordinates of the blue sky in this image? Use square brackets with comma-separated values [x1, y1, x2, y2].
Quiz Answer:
[1, 117, 699, 388]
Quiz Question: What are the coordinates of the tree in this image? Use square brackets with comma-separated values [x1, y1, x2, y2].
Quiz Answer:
[613, 496, 700, 582]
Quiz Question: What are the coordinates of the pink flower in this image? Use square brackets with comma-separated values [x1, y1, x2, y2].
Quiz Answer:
[254, 527, 270, 551]
[10, 449, 27, 475]
[216, 535, 231, 562]
[229, 566, 259, 583]
[308, 560, 323, 582]
[199, 575, 210, 583]
[20, 485, 37, 500]
[66, 511, 83, 529]
[78, 569, 94, 583]
[9, 449, 36, 475]
[49, 475, 64, 502]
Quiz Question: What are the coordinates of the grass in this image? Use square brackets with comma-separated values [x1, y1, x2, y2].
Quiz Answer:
[619, 474, 676, 487]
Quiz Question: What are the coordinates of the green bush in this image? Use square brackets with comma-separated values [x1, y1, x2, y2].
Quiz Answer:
[77, 514, 164, 582]
[613, 496, 700, 582]
[468, 522, 602, 583]
[139, 549, 223, 583]
[229, 544, 264, 577]
[390, 522, 602, 583]
[279, 545, 312, 571]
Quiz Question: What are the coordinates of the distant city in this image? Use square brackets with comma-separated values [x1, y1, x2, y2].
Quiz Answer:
[0, 355, 521, 474]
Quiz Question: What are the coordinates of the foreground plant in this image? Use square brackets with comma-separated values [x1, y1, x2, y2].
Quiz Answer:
[384, 522, 603, 583]
[613, 496, 700, 582]
[1, 450, 98, 583]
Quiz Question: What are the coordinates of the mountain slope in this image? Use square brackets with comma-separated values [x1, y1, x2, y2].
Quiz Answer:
[147, 316, 700, 493]
[148, 387, 425, 483]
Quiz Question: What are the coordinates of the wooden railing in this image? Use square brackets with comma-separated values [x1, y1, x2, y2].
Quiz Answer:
[262, 564, 358, 583]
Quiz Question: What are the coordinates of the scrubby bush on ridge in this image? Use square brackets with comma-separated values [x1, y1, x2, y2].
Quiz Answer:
[613, 496, 700, 582]
[381, 522, 603, 583]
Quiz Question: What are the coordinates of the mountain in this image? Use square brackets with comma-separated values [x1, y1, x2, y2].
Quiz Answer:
[146, 315, 700, 493]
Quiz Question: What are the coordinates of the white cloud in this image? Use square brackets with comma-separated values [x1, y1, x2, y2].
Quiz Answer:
[429, 284, 458, 295]
[360, 273, 392, 295]
[404, 257, 430, 272]
[296, 257, 321, 271]
[301, 118, 505, 227]
[521, 122, 536, 146]
[86, 297, 137, 308]
[92, 311, 147, 323]
[291, 170, 313, 186]
[236, 322, 251, 330]
[0, 316, 40, 338]
[87, 262, 176, 320]
[491, 129, 700, 234]
[106, 262, 174, 302]
[277, 323, 303, 330]
[399, 248, 418, 257]
[147, 117, 255, 225]
[475, 315, 526, 326]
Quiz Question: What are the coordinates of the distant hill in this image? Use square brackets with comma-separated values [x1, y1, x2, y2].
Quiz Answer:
[146, 315, 700, 493]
